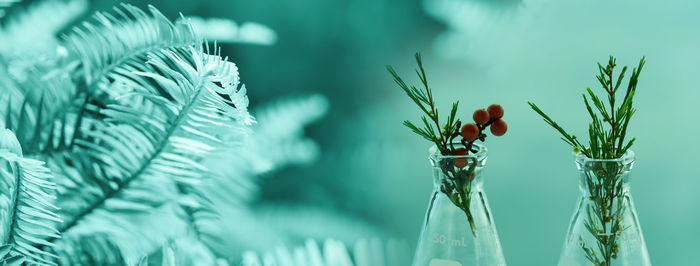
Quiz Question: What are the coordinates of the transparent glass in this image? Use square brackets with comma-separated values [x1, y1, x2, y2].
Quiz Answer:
[558, 150, 651, 266]
[413, 143, 506, 266]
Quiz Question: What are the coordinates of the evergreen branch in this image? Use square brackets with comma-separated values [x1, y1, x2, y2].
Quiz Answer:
[4, 3, 203, 159]
[614, 66, 628, 92]
[0, 0, 87, 54]
[1, 3, 270, 264]
[529, 56, 644, 159]
[586, 88, 610, 123]
[20, 6, 253, 263]
[530, 56, 645, 265]
[0, 129, 61, 265]
[386, 66, 431, 116]
[388, 53, 460, 155]
[53, 46, 252, 241]
[63, 4, 199, 86]
[527, 102, 589, 156]
[403, 120, 434, 143]
[0, 59, 85, 158]
[50, 234, 126, 266]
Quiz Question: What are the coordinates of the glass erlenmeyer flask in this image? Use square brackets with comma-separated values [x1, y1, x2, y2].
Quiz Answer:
[558, 150, 650, 266]
[413, 143, 505, 266]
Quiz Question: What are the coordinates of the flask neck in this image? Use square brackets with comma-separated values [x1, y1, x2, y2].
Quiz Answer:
[574, 151, 635, 196]
[428, 142, 488, 194]
[432, 166, 485, 193]
[577, 173, 631, 196]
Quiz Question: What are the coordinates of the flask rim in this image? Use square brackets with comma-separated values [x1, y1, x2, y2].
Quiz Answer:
[428, 142, 487, 160]
[575, 149, 635, 164]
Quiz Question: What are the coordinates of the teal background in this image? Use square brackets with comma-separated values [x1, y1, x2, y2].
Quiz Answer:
[69, 0, 700, 264]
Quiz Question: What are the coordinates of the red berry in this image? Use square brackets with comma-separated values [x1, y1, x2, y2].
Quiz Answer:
[454, 158, 467, 168]
[461, 123, 479, 141]
[487, 104, 504, 120]
[490, 119, 507, 136]
[454, 147, 468, 155]
[453, 148, 468, 168]
[473, 109, 490, 124]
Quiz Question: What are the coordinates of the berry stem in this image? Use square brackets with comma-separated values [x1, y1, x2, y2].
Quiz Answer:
[463, 119, 495, 154]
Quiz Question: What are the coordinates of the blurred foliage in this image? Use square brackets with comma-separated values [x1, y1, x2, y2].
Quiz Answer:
[0, 0, 345, 264]
[241, 238, 410, 266]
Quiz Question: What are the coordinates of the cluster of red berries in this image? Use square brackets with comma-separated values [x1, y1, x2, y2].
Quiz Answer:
[452, 104, 507, 169]
[460, 104, 507, 141]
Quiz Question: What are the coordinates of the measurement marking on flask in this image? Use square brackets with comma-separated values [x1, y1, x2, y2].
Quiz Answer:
[432, 234, 466, 247]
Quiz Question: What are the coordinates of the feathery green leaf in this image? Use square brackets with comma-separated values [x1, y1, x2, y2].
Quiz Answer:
[0, 129, 60, 265]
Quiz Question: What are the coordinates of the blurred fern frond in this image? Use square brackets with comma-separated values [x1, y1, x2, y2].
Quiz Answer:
[64, 3, 198, 88]
[240, 238, 410, 266]
[1, 70, 82, 157]
[202, 204, 385, 261]
[197, 95, 328, 258]
[53, 44, 253, 263]
[0, 0, 20, 9]
[245, 94, 328, 173]
[196, 95, 327, 228]
[2, 3, 200, 161]
[2, 3, 257, 263]
[202, 94, 328, 206]
[0, 0, 88, 55]
[51, 233, 125, 266]
[139, 238, 228, 266]
[178, 16, 277, 45]
[0, 129, 60, 265]
[0, 2, 334, 265]
[254, 204, 385, 243]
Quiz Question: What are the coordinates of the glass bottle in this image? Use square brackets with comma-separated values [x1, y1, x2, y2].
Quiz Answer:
[413, 143, 506, 266]
[558, 150, 651, 266]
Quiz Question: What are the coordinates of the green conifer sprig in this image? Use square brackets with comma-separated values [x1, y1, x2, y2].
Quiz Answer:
[528, 56, 645, 159]
[529, 56, 645, 266]
[386, 53, 461, 156]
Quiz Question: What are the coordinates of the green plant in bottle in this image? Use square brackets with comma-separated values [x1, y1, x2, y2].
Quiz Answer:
[387, 53, 508, 235]
[529, 56, 649, 266]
